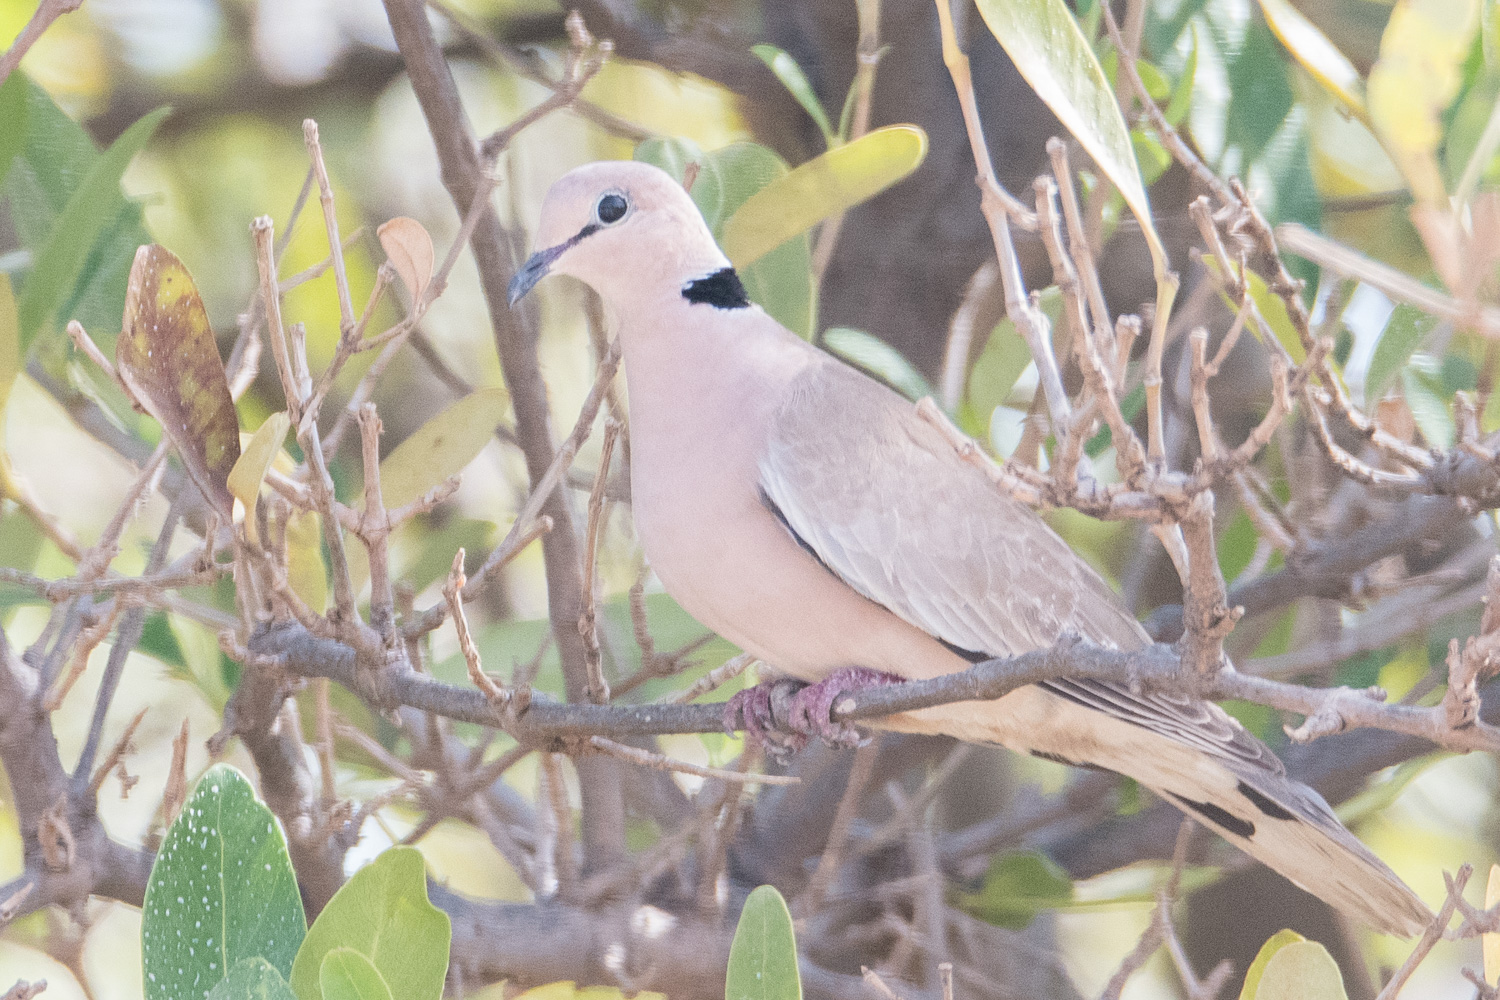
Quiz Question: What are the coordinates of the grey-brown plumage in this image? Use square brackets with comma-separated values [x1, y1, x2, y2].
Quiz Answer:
[511, 160, 1433, 937]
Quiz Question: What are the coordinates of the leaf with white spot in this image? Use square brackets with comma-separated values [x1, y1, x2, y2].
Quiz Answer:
[205, 958, 297, 1000]
[142, 764, 306, 1000]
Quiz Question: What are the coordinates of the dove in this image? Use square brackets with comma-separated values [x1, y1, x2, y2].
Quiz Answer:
[507, 159, 1431, 936]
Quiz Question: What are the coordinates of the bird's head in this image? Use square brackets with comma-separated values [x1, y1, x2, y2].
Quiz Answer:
[507, 160, 730, 309]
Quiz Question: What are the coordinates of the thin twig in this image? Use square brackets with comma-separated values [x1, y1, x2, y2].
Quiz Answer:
[579, 418, 621, 703]
[586, 736, 798, 786]
[1376, 865, 1473, 1000]
[798, 741, 880, 916]
[0, 0, 82, 87]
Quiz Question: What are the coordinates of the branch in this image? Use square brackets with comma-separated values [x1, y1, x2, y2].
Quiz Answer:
[0, 0, 82, 88]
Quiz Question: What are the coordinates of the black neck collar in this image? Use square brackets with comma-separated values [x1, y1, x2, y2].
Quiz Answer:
[682, 268, 750, 309]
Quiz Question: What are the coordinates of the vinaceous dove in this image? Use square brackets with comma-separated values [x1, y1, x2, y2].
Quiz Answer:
[508, 160, 1431, 936]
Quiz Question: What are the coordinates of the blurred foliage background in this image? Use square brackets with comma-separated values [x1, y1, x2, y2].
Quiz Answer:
[4, 0, 1500, 996]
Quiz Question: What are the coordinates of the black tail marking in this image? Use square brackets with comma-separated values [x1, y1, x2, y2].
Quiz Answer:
[1237, 781, 1297, 821]
[1166, 793, 1256, 839]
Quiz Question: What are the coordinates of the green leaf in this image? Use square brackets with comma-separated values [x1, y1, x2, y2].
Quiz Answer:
[953, 850, 1074, 930]
[713, 145, 816, 339]
[0, 72, 27, 194]
[751, 45, 835, 144]
[1202, 258, 1305, 363]
[635, 139, 816, 338]
[319, 950, 394, 1000]
[1258, 0, 1366, 118]
[16, 106, 170, 354]
[143, 764, 306, 1000]
[967, 322, 1035, 420]
[720, 126, 927, 268]
[1366, 304, 1436, 403]
[1240, 929, 1306, 1000]
[289, 847, 450, 1000]
[140, 611, 189, 671]
[1164, 30, 1198, 128]
[1402, 360, 1456, 449]
[1252, 939, 1348, 1000]
[974, 0, 1167, 270]
[379, 388, 508, 510]
[822, 327, 932, 401]
[206, 958, 298, 1000]
[726, 885, 801, 1000]
[1, 79, 154, 360]
[0, 274, 19, 426]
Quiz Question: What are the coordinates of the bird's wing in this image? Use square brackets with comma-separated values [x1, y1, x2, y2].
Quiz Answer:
[758, 359, 1277, 773]
[757, 360, 1431, 937]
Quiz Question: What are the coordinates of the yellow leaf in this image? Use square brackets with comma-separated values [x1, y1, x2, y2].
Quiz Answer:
[1485, 863, 1500, 985]
[1259, 0, 1366, 119]
[285, 509, 328, 614]
[719, 126, 928, 268]
[116, 245, 241, 515]
[1239, 929, 1307, 1000]
[1304, 84, 1404, 199]
[1367, 0, 1481, 204]
[1253, 940, 1348, 1000]
[379, 388, 509, 511]
[227, 411, 291, 542]
[510, 983, 665, 1000]
[377, 217, 435, 303]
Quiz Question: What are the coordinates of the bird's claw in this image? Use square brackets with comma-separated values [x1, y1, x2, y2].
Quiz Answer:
[723, 667, 903, 762]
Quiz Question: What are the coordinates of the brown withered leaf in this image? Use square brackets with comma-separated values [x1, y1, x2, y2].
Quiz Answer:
[1375, 396, 1417, 443]
[377, 216, 434, 302]
[117, 244, 240, 515]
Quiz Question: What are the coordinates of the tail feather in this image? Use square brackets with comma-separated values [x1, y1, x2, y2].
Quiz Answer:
[912, 686, 1434, 937]
[1154, 765, 1431, 937]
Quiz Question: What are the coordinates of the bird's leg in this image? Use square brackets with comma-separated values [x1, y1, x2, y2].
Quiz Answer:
[786, 667, 904, 748]
[724, 677, 809, 762]
[724, 666, 904, 762]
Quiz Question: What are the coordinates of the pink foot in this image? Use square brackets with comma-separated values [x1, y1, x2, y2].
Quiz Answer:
[724, 667, 904, 761]
[724, 678, 807, 760]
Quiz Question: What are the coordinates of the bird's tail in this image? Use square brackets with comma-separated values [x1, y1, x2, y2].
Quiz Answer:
[1142, 753, 1430, 937]
[1030, 688, 1432, 937]
[899, 686, 1433, 937]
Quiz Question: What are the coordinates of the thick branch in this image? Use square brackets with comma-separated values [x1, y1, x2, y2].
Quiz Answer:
[381, 0, 626, 865]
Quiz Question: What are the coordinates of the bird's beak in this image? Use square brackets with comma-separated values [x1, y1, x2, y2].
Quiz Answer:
[507, 244, 564, 307]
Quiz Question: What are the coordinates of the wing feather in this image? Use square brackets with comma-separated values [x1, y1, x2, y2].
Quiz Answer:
[759, 361, 1276, 771]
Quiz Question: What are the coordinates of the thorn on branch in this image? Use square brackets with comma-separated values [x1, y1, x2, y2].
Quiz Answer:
[159, 718, 189, 829]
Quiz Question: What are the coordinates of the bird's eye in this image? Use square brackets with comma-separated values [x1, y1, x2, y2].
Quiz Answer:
[595, 193, 629, 225]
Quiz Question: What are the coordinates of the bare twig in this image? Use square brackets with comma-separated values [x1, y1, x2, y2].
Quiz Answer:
[797, 741, 879, 916]
[586, 736, 798, 786]
[579, 418, 621, 704]
[0, 0, 83, 87]
[1376, 865, 1473, 999]
[443, 549, 510, 708]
